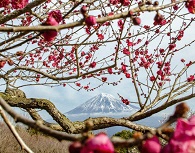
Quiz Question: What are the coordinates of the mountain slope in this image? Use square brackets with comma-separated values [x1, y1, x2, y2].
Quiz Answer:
[66, 93, 138, 114]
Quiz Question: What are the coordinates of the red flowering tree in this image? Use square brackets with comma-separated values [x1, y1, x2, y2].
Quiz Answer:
[0, 0, 195, 152]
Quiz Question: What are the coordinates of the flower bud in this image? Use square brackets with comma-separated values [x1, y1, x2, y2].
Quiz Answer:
[7, 59, 14, 66]
[85, 16, 97, 27]
[80, 5, 87, 14]
[81, 133, 114, 153]
[141, 136, 161, 153]
[153, 1, 159, 6]
[132, 17, 141, 25]
[69, 141, 82, 153]
[174, 102, 189, 117]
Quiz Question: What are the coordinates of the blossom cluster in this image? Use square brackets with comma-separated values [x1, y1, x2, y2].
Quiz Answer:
[186, 0, 195, 14]
[0, 0, 28, 9]
[142, 115, 195, 153]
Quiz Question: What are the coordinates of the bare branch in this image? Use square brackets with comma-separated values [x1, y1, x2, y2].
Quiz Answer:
[0, 106, 33, 153]
[0, 96, 80, 141]
[0, 0, 186, 32]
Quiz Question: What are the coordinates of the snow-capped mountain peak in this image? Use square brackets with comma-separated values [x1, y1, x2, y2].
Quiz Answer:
[66, 93, 138, 114]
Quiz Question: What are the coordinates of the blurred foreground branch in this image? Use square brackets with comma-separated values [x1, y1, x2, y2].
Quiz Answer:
[0, 106, 33, 153]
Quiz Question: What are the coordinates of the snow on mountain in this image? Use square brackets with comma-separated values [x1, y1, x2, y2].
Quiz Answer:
[66, 93, 138, 114]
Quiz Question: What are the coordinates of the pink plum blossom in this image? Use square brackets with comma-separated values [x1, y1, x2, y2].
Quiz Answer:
[0, 0, 9, 8]
[47, 10, 63, 24]
[42, 31, 58, 42]
[169, 43, 176, 50]
[42, 10, 62, 42]
[161, 115, 195, 153]
[187, 75, 194, 82]
[89, 62, 96, 68]
[11, 0, 29, 9]
[97, 33, 104, 40]
[110, 0, 119, 5]
[108, 68, 113, 74]
[150, 76, 156, 81]
[81, 5, 88, 15]
[120, 0, 130, 6]
[186, 0, 195, 14]
[0, 60, 6, 69]
[80, 133, 114, 153]
[132, 17, 141, 25]
[85, 16, 97, 27]
[141, 136, 161, 153]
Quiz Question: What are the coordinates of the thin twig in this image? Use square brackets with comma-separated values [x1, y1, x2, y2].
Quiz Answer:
[0, 106, 34, 153]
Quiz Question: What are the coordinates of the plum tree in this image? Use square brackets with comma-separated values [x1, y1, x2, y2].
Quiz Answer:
[0, 0, 195, 152]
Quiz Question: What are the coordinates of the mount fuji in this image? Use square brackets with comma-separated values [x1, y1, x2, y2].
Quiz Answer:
[55, 93, 161, 136]
[66, 93, 139, 115]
